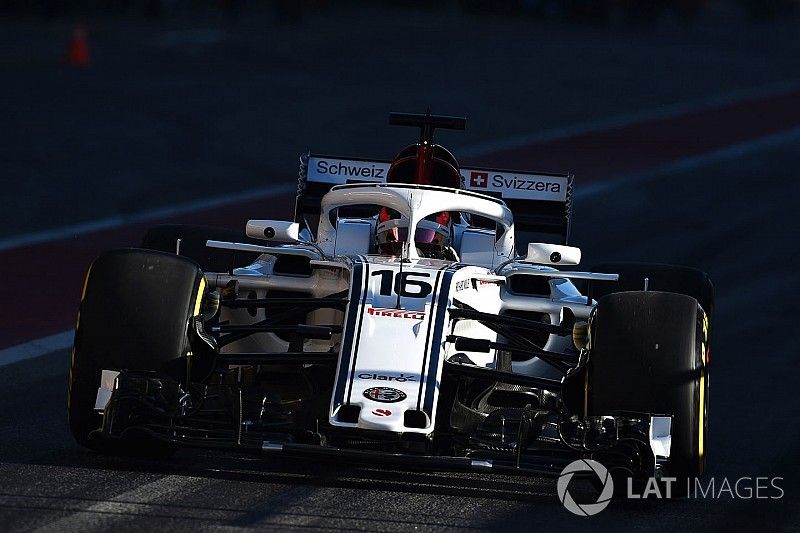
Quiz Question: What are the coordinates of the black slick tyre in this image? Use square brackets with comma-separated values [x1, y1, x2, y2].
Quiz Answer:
[586, 291, 709, 493]
[68, 249, 205, 455]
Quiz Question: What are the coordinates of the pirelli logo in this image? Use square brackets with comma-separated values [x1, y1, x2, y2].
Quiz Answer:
[367, 307, 426, 320]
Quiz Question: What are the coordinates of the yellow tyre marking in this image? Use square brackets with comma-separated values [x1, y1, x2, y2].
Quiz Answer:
[192, 277, 206, 317]
[583, 366, 589, 417]
[698, 370, 705, 460]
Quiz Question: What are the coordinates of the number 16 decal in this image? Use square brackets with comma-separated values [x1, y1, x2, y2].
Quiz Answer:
[371, 270, 433, 298]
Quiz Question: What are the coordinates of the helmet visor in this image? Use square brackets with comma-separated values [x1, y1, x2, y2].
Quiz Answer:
[376, 225, 448, 255]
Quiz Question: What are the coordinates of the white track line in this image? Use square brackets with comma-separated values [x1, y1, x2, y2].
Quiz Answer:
[4, 126, 800, 368]
[0, 331, 74, 367]
[457, 78, 800, 159]
[3, 79, 799, 255]
[574, 125, 800, 199]
[0, 183, 296, 253]
[4, 82, 800, 368]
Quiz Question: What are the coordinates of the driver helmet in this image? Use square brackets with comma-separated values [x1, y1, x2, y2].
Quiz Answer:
[375, 207, 452, 258]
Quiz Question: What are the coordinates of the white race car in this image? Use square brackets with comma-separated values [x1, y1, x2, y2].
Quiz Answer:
[68, 113, 713, 492]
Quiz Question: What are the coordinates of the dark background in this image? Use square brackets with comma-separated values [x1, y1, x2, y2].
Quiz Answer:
[2, 0, 799, 238]
[1, 1, 799, 530]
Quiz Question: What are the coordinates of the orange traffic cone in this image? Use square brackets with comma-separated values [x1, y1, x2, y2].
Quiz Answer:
[65, 23, 90, 67]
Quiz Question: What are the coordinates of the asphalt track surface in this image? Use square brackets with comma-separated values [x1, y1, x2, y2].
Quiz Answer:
[2, 6, 800, 532]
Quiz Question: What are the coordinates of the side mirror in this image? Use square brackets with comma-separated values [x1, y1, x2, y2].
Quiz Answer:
[523, 243, 581, 266]
[246, 220, 301, 243]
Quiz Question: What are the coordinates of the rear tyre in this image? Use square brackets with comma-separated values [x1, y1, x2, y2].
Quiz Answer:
[68, 249, 206, 455]
[141, 224, 260, 272]
[586, 291, 709, 494]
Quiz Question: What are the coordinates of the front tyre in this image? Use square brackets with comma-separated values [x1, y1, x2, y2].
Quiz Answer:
[68, 249, 206, 455]
[585, 291, 710, 490]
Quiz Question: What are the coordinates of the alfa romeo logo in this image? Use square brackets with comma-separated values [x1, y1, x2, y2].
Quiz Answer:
[363, 387, 406, 403]
[557, 459, 614, 516]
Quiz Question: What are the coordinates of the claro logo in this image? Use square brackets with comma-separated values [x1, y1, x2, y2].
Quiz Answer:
[358, 373, 417, 383]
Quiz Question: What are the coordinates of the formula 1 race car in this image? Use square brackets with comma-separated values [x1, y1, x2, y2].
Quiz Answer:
[68, 113, 713, 492]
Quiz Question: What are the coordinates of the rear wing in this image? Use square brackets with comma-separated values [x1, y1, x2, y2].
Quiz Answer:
[295, 153, 574, 245]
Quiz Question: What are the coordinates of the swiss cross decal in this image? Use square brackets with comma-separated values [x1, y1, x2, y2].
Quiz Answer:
[470, 171, 489, 188]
